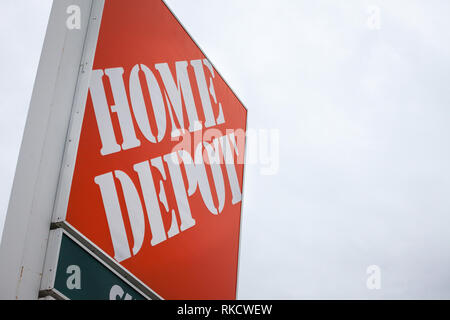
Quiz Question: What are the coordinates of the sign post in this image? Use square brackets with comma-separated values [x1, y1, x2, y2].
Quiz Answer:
[0, 0, 104, 300]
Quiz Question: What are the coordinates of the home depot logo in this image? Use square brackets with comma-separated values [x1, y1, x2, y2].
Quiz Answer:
[89, 59, 245, 262]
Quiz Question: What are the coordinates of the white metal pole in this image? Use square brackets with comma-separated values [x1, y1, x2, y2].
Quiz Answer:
[0, 0, 102, 299]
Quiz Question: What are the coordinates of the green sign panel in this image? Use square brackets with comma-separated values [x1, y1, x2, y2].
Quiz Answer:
[52, 233, 146, 300]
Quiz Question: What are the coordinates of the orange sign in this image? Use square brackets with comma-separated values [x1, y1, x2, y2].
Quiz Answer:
[64, 0, 246, 299]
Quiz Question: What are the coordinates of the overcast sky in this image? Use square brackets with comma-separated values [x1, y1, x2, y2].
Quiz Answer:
[2, 0, 450, 299]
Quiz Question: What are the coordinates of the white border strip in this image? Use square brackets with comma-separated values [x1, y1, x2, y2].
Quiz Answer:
[53, 0, 105, 223]
[40, 229, 63, 293]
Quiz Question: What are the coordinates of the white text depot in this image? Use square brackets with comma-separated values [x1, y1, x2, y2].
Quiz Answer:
[89, 59, 244, 262]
